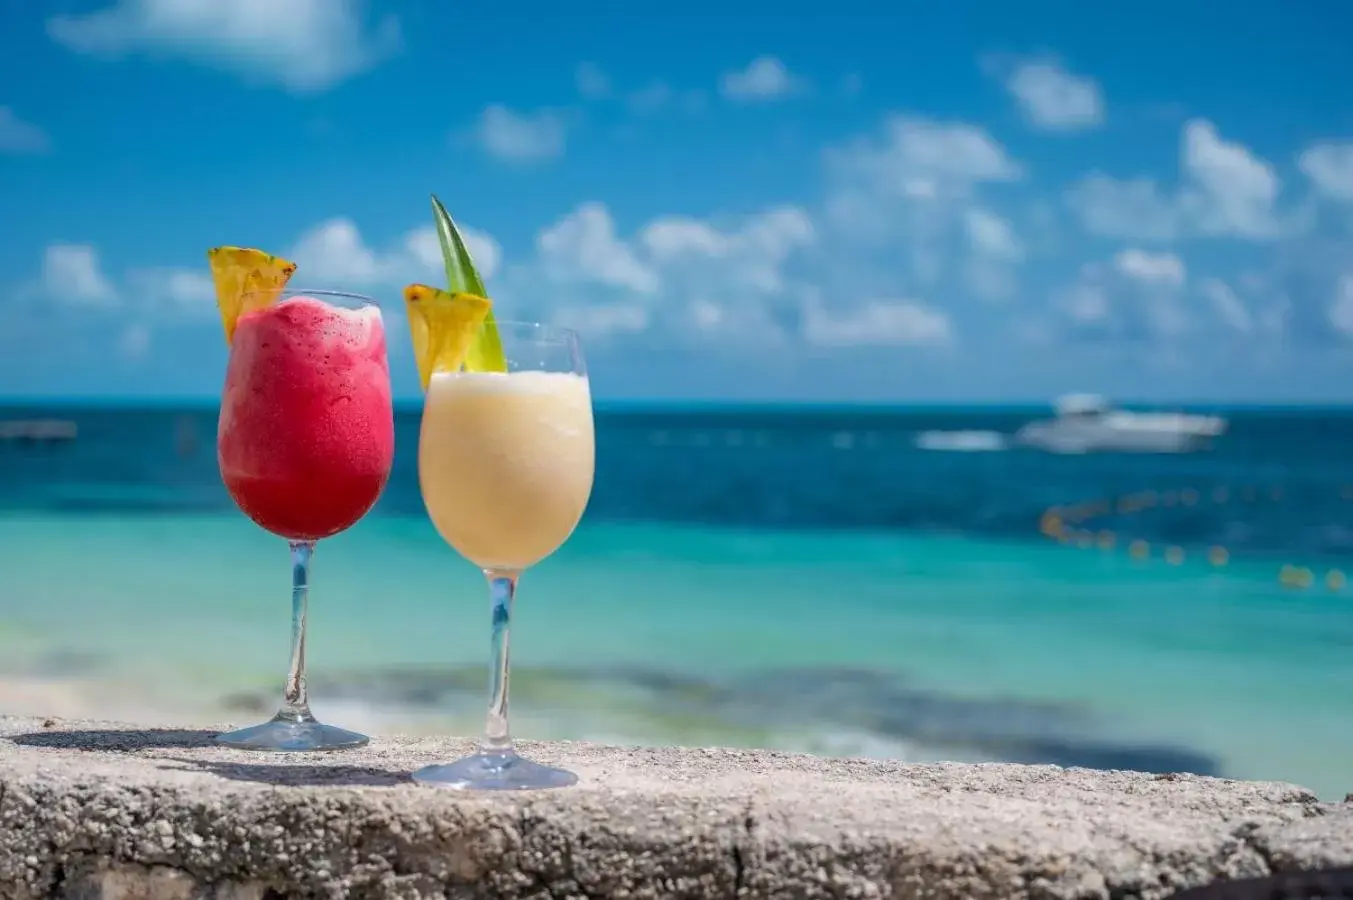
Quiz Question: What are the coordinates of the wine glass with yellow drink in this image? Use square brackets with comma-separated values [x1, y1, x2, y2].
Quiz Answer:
[404, 197, 595, 790]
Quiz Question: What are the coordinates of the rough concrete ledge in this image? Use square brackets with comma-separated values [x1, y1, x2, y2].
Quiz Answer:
[0, 716, 1348, 900]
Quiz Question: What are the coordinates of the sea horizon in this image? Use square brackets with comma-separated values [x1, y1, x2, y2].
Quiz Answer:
[4, 396, 1353, 414]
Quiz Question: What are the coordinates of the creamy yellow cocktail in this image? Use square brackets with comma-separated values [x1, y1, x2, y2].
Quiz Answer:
[400, 202, 595, 792]
[419, 369, 594, 570]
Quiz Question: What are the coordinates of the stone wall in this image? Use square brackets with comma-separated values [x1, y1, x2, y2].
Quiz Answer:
[0, 716, 1348, 899]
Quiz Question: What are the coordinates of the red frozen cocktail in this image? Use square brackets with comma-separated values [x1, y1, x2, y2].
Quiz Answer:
[218, 295, 394, 539]
[205, 253, 394, 752]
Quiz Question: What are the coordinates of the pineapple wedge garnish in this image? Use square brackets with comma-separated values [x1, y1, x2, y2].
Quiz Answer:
[206, 246, 298, 344]
[403, 285, 494, 390]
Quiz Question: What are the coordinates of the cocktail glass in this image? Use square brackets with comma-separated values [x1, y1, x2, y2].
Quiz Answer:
[414, 321, 594, 789]
[215, 289, 395, 751]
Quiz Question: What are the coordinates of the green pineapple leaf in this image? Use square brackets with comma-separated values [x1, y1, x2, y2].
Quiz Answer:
[431, 194, 506, 373]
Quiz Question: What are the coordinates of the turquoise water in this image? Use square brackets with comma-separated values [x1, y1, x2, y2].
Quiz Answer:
[0, 405, 1350, 797]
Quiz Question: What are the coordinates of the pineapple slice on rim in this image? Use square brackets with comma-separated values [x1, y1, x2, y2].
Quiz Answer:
[403, 284, 494, 390]
[206, 246, 298, 344]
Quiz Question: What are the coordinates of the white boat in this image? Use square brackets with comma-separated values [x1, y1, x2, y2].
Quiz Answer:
[1014, 394, 1226, 454]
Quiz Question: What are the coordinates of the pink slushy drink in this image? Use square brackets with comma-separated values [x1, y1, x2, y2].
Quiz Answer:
[218, 295, 394, 540]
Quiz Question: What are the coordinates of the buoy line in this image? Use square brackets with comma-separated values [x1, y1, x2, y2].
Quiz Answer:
[1038, 486, 1351, 591]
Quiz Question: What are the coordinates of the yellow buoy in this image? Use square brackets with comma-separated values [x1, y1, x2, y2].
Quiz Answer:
[1327, 570, 1346, 591]
[1129, 540, 1150, 560]
[1279, 565, 1314, 589]
[1165, 546, 1185, 565]
[1207, 546, 1229, 567]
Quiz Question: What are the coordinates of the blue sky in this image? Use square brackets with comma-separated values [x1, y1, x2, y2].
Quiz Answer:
[3, 0, 1353, 403]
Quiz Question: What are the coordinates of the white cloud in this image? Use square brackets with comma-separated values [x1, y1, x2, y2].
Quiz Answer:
[290, 217, 501, 289]
[291, 219, 381, 284]
[403, 226, 500, 283]
[640, 206, 814, 293]
[552, 302, 648, 338]
[825, 116, 1022, 299]
[720, 56, 804, 102]
[1056, 256, 1195, 341]
[1180, 119, 1281, 239]
[1066, 119, 1284, 242]
[0, 107, 51, 154]
[43, 244, 116, 305]
[1002, 59, 1104, 132]
[1330, 276, 1353, 338]
[827, 115, 1021, 208]
[1059, 282, 1111, 324]
[473, 105, 566, 163]
[117, 323, 151, 360]
[575, 62, 610, 99]
[1199, 278, 1253, 334]
[520, 202, 820, 344]
[47, 0, 400, 93]
[1299, 141, 1353, 201]
[964, 208, 1023, 260]
[536, 204, 659, 294]
[125, 267, 216, 314]
[803, 297, 953, 347]
[961, 209, 1024, 302]
[1114, 249, 1186, 287]
[1065, 175, 1179, 241]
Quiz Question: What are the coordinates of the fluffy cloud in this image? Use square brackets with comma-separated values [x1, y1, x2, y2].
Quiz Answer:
[964, 209, 1023, 261]
[124, 267, 216, 312]
[536, 204, 659, 294]
[824, 115, 1024, 304]
[1066, 119, 1286, 241]
[502, 201, 826, 345]
[1000, 59, 1104, 132]
[802, 297, 952, 348]
[1114, 249, 1186, 288]
[1299, 141, 1353, 202]
[1329, 276, 1353, 338]
[1199, 278, 1254, 334]
[828, 115, 1021, 206]
[47, 0, 400, 93]
[472, 105, 566, 163]
[1064, 175, 1177, 241]
[0, 108, 51, 154]
[43, 244, 117, 306]
[290, 218, 501, 288]
[720, 56, 805, 102]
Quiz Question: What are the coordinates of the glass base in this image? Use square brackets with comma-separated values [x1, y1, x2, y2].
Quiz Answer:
[215, 715, 369, 752]
[412, 751, 578, 791]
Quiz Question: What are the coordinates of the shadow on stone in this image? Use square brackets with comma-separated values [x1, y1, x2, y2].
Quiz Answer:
[1164, 865, 1353, 898]
[9, 728, 220, 751]
[158, 757, 410, 787]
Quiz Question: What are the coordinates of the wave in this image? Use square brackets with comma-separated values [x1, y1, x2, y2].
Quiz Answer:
[913, 429, 1009, 452]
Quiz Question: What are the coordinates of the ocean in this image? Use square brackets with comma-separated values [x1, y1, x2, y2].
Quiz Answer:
[0, 403, 1350, 798]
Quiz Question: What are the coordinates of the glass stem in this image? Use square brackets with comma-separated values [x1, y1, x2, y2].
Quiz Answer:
[480, 569, 520, 756]
[280, 540, 316, 723]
